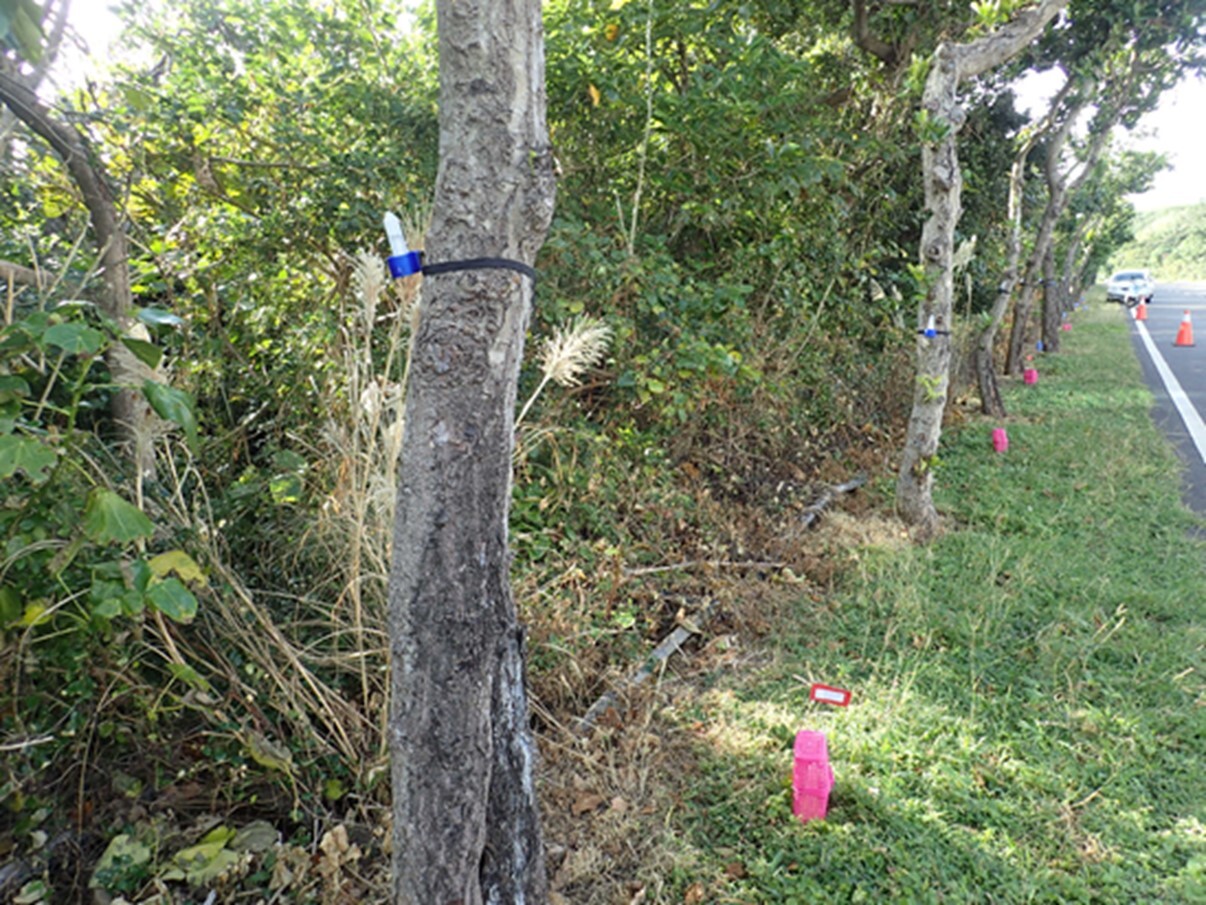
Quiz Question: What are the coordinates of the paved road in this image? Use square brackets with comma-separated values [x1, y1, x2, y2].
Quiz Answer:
[1125, 282, 1206, 523]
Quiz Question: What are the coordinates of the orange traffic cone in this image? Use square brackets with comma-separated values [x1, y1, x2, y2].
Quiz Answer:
[1174, 310, 1195, 347]
[1134, 300, 1147, 321]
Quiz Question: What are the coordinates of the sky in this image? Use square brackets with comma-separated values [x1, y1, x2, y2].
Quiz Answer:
[55, 3, 1206, 215]
[1117, 76, 1206, 212]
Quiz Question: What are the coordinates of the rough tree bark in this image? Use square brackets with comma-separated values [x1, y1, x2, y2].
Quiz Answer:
[896, 0, 1066, 539]
[387, 0, 556, 902]
[0, 69, 156, 479]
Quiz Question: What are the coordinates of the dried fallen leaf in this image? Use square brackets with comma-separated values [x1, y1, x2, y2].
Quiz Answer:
[320, 825, 351, 857]
[684, 882, 707, 904]
[571, 792, 606, 816]
[317, 824, 362, 878]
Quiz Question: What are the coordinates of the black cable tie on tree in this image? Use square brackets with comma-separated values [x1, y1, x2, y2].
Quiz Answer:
[420, 254, 537, 283]
[382, 213, 536, 282]
[919, 315, 951, 338]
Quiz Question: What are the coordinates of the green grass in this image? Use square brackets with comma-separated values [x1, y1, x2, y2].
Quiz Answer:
[673, 303, 1206, 903]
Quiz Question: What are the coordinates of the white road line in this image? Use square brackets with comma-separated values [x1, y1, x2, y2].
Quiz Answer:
[1134, 319, 1206, 464]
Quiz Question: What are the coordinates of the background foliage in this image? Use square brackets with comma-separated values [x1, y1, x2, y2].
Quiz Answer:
[1106, 202, 1206, 280]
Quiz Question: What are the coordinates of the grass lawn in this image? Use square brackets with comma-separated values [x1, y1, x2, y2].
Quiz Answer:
[673, 302, 1206, 903]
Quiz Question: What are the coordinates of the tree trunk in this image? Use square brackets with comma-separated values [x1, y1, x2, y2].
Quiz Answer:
[976, 136, 1033, 417]
[1040, 244, 1061, 352]
[1059, 215, 1090, 306]
[0, 0, 71, 164]
[0, 69, 156, 481]
[1007, 89, 1113, 372]
[387, 0, 556, 902]
[1006, 113, 1072, 374]
[896, 0, 1066, 538]
[980, 74, 1073, 403]
[896, 45, 959, 539]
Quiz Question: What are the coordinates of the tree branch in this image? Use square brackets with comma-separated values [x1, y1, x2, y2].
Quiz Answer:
[955, 0, 1069, 80]
[851, 0, 902, 67]
[0, 259, 39, 287]
[0, 69, 130, 321]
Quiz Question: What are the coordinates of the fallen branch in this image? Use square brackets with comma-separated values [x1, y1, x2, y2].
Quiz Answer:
[797, 473, 867, 532]
[623, 559, 784, 578]
[575, 598, 717, 737]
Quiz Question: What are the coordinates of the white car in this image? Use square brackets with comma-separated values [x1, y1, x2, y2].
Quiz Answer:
[1106, 270, 1155, 307]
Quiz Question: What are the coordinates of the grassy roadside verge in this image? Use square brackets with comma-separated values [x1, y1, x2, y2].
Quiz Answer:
[671, 302, 1206, 903]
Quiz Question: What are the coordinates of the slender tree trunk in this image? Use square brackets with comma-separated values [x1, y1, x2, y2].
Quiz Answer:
[1068, 221, 1100, 299]
[0, 0, 71, 163]
[984, 76, 1072, 395]
[387, 0, 556, 902]
[0, 69, 156, 480]
[976, 136, 1033, 417]
[1007, 89, 1114, 371]
[896, 0, 1066, 538]
[1060, 216, 1089, 305]
[1041, 244, 1061, 352]
[1006, 114, 1072, 374]
[1005, 256, 1043, 374]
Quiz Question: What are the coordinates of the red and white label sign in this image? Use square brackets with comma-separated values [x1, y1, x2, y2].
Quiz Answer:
[809, 683, 852, 707]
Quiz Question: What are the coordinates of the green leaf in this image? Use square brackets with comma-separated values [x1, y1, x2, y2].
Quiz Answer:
[89, 834, 153, 890]
[83, 489, 155, 545]
[230, 820, 279, 853]
[148, 550, 208, 587]
[6, 2, 44, 64]
[244, 731, 295, 774]
[0, 435, 58, 483]
[122, 84, 153, 112]
[89, 577, 144, 619]
[42, 322, 105, 356]
[19, 600, 49, 627]
[142, 380, 198, 450]
[12, 879, 50, 905]
[167, 827, 241, 885]
[167, 661, 212, 691]
[135, 307, 185, 327]
[146, 577, 198, 623]
[0, 375, 31, 403]
[131, 559, 153, 593]
[121, 336, 164, 370]
[0, 585, 22, 625]
[269, 473, 303, 504]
